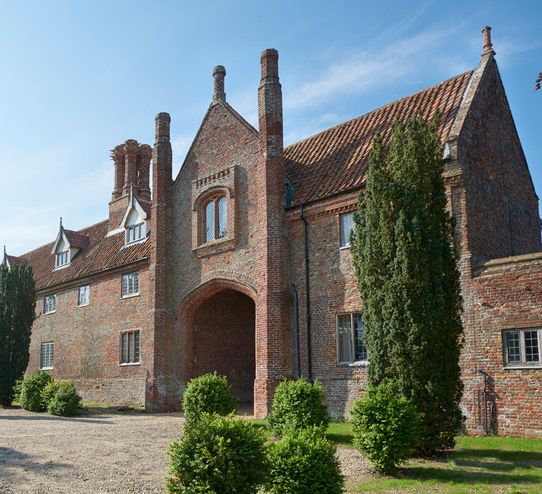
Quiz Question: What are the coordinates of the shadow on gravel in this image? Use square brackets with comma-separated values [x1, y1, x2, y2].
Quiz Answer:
[0, 415, 113, 424]
[0, 446, 72, 481]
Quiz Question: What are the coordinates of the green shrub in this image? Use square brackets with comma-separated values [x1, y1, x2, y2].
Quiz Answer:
[268, 379, 329, 437]
[47, 381, 81, 416]
[41, 380, 61, 407]
[19, 371, 53, 412]
[182, 372, 236, 423]
[167, 413, 268, 494]
[266, 426, 344, 494]
[351, 380, 422, 473]
[12, 379, 24, 405]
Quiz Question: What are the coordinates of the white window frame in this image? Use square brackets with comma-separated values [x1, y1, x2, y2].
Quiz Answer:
[121, 271, 140, 298]
[503, 328, 542, 368]
[339, 212, 355, 249]
[336, 313, 368, 365]
[40, 341, 54, 370]
[44, 294, 57, 314]
[125, 223, 146, 245]
[120, 330, 141, 365]
[55, 250, 70, 268]
[78, 285, 90, 307]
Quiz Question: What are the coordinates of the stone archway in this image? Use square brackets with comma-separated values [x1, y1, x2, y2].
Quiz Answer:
[180, 280, 256, 408]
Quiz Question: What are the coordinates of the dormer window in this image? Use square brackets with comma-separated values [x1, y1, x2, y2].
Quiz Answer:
[56, 250, 70, 268]
[51, 219, 86, 271]
[120, 190, 147, 246]
[205, 196, 228, 242]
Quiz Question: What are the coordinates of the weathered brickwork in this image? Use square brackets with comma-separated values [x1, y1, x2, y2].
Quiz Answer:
[27, 262, 152, 406]
[10, 28, 542, 435]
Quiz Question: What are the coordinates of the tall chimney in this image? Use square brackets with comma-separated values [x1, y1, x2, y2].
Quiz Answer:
[123, 139, 139, 194]
[137, 144, 152, 202]
[212, 65, 226, 103]
[111, 145, 125, 200]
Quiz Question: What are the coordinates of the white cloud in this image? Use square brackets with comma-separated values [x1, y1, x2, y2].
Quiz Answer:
[284, 26, 466, 111]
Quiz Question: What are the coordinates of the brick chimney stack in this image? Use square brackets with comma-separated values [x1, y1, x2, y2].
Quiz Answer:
[111, 145, 125, 200]
[123, 139, 139, 194]
[482, 25, 495, 56]
[137, 144, 152, 202]
[254, 48, 289, 417]
[212, 65, 226, 103]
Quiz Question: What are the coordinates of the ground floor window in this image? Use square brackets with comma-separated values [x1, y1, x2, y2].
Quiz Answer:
[40, 342, 54, 370]
[120, 330, 140, 364]
[337, 313, 367, 364]
[503, 328, 541, 367]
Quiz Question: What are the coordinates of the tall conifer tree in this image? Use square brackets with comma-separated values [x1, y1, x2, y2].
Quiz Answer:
[0, 263, 36, 405]
[352, 116, 463, 453]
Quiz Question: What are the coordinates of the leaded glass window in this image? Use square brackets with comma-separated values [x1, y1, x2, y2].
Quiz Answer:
[503, 329, 542, 366]
[203, 195, 228, 243]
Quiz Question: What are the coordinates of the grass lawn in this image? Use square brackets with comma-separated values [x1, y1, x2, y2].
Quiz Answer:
[253, 420, 542, 493]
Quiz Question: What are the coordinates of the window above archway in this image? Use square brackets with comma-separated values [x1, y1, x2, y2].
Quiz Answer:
[205, 195, 228, 242]
[191, 167, 237, 258]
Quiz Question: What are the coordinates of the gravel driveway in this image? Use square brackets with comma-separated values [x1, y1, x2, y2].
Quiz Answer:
[0, 407, 368, 493]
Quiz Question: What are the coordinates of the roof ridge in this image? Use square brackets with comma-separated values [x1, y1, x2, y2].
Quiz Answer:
[285, 70, 474, 151]
[18, 218, 109, 258]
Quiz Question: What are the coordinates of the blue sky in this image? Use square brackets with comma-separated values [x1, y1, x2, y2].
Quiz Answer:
[1, 0, 541, 254]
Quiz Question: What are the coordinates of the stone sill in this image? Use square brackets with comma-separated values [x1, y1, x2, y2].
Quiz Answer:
[119, 362, 141, 367]
[121, 293, 140, 300]
[337, 361, 368, 368]
[503, 365, 542, 371]
[194, 237, 235, 258]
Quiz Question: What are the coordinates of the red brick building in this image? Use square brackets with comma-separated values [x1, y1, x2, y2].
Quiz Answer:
[4, 27, 542, 436]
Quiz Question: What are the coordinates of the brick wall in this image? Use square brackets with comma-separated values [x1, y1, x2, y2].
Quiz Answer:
[27, 261, 152, 406]
[461, 253, 542, 437]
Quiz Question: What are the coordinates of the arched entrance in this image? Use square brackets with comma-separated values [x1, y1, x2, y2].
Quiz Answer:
[181, 282, 256, 407]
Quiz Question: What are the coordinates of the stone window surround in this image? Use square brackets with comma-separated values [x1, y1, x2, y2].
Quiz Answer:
[192, 166, 236, 258]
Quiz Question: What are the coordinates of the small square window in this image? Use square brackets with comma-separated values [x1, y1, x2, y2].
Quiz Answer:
[78, 285, 90, 306]
[40, 342, 54, 370]
[120, 330, 140, 364]
[503, 329, 542, 367]
[339, 212, 355, 248]
[337, 313, 367, 364]
[121, 271, 140, 298]
[44, 294, 57, 314]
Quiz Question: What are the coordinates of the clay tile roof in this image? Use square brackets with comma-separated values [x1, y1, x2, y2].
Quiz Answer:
[63, 229, 88, 249]
[18, 220, 150, 291]
[284, 70, 473, 207]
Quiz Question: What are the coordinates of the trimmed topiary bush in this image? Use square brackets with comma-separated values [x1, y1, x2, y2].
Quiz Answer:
[19, 371, 53, 412]
[266, 426, 344, 494]
[351, 380, 422, 473]
[12, 379, 24, 406]
[46, 381, 81, 416]
[182, 372, 236, 423]
[167, 413, 268, 494]
[268, 379, 329, 437]
[41, 380, 61, 407]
